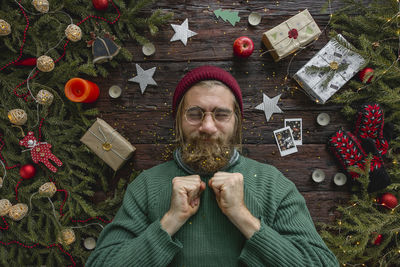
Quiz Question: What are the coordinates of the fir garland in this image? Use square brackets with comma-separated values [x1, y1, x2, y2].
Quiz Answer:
[0, 0, 172, 266]
[321, 0, 400, 265]
[305, 61, 350, 90]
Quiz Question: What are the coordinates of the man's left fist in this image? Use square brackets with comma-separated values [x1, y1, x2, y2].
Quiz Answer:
[208, 172, 245, 216]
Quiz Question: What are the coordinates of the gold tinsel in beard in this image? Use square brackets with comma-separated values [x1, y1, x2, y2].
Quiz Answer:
[181, 136, 232, 174]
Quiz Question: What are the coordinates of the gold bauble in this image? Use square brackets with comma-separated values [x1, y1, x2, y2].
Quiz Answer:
[58, 228, 76, 245]
[32, 0, 49, 13]
[0, 177, 3, 188]
[0, 19, 11, 36]
[0, 199, 12, 216]
[37, 55, 55, 72]
[8, 109, 27, 126]
[65, 24, 82, 42]
[8, 203, 28, 221]
[38, 182, 57, 197]
[36, 89, 54, 105]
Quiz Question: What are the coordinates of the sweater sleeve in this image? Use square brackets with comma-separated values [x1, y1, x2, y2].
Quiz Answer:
[239, 177, 339, 267]
[86, 172, 182, 267]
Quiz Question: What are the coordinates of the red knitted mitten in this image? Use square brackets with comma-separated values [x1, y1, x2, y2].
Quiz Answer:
[354, 103, 389, 155]
[328, 130, 390, 192]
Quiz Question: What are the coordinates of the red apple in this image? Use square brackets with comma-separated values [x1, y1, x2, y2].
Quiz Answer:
[92, 0, 109, 11]
[233, 36, 254, 58]
[358, 67, 374, 83]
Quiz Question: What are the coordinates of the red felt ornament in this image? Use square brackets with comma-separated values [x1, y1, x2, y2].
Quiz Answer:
[19, 132, 63, 173]
[377, 193, 398, 209]
[20, 164, 36, 179]
[358, 67, 374, 83]
[373, 234, 383, 245]
[14, 58, 37, 66]
[92, 0, 109, 11]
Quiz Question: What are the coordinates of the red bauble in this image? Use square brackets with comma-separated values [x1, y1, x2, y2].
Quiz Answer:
[378, 193, 398, 209]
[373, 234, 383, 245]
[14, 58, 37, 66]
[92, 0, 109, 11]
[358, 67, 374, 83]
[20, 164, 36, 179]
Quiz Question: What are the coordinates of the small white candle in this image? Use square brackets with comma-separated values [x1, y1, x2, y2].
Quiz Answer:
[108, 85, 122, 98]
[312, 169, 325, 183]
[317, 113, 330, 126]
[248, 12, 261, 26]
[142, 43, 156, 56]
[84, 237, 96, 250]
[334, 172, 347, 186]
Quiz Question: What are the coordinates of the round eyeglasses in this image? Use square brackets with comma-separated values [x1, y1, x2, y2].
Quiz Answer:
[184, 106, 233, 125]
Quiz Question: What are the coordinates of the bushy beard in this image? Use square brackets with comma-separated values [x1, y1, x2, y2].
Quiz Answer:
[181, 133, 233, 175]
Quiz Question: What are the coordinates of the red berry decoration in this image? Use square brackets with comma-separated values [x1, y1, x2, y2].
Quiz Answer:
[233, 36, 254, 58]
[20, 164, 36, 179]
[378, 193, 398, 209]
[14, 58, 37, 66]
[358, 67, 374, 83]
[92, 0, 109, 11]
[373, 234, 383, 245]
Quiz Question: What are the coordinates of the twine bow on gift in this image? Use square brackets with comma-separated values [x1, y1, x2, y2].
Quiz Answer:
[88, 126, 129, 161]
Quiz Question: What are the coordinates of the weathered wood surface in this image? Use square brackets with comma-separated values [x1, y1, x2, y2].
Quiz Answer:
[93, 0, 354, 223]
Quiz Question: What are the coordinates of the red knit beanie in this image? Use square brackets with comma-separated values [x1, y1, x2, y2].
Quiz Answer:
[172, 65, 243, 117]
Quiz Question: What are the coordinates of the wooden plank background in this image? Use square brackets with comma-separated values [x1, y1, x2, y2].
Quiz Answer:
[91, 0, 354, 224]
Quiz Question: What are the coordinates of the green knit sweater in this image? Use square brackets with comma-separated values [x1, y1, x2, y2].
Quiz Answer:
[86, 155, 338, 267]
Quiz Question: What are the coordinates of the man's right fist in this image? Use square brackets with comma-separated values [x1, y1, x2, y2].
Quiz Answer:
[160, 175, 206, 236]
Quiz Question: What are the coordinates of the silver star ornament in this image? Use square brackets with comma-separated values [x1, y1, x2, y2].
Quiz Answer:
[128, 64, 157, 94]
[170, 18, 197, 46]
[255, 93, 283, 122]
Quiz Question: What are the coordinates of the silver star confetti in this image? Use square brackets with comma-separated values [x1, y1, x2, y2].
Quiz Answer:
[255, 93, 283, 122]
[170, 18, 197, 46]
[128, 64, 157, 94]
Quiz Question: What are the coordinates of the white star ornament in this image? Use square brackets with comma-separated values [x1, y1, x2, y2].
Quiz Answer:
[170, 18, 198, 46]
[128, 64, 157, 94]
[255, 93, 283, 122]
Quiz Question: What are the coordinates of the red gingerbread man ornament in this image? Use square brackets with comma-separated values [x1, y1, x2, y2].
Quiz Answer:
[19, 131, 63, 173]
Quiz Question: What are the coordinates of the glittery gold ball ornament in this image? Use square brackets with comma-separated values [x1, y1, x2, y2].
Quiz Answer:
[0, 177, 3, 188]
[38, 182, 57, 197]
[8, 203, 28, 221]
[32, 0, 49, 13]
[58, 228, 76, 245]
[36, 89, 54, 105]
[0, 199, 12, 216]
[8, 109, 27, 125]
[65, 24, 82, 42]
[36, 55, 55, 72]
[0, 19, 11, 36]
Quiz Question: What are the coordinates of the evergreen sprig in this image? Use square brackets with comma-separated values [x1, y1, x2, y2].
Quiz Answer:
[305, 62, 349, 89]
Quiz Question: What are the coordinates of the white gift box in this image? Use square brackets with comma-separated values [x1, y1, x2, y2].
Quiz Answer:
[293, 34, 365, 104]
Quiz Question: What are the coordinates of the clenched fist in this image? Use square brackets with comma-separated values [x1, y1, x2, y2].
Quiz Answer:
[209, 172, 260, 239]
[161, 175, 206, 236]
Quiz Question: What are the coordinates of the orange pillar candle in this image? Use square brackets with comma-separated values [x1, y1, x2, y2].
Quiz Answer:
[64, 78, 100, 103]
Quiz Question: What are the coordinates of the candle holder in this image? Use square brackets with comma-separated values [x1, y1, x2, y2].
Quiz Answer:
[142, 43, 156, 56]
[248, 12, 261, 26]
[312, 169, 325, 183]
[333, 172, 347, 186]
[64, 78, 100, 103]
[317, 113, 330, 126]
[83, 237, 96, 250]
[108, 85, 122, 98]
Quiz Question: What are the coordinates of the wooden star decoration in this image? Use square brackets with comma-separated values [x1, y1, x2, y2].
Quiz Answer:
[255, 93, 283, 122]
[170, 18, 197, 46]
[128, 64, 157, 94]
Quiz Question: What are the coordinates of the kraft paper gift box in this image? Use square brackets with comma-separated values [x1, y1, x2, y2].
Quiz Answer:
[80, 118, 136, 171]
[262, 9, 321, 62]
[293, 34, 365, 104]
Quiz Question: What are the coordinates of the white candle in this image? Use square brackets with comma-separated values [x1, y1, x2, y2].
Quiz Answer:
[142, 43, 156, 56]
[334, 172, 347, 186]
[84, 237, 96, 250]
[317, 113, 330, 126]
[248, 12, 261, 26]
[108, 85, 122, 98]
[312, 169, 325, 183]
